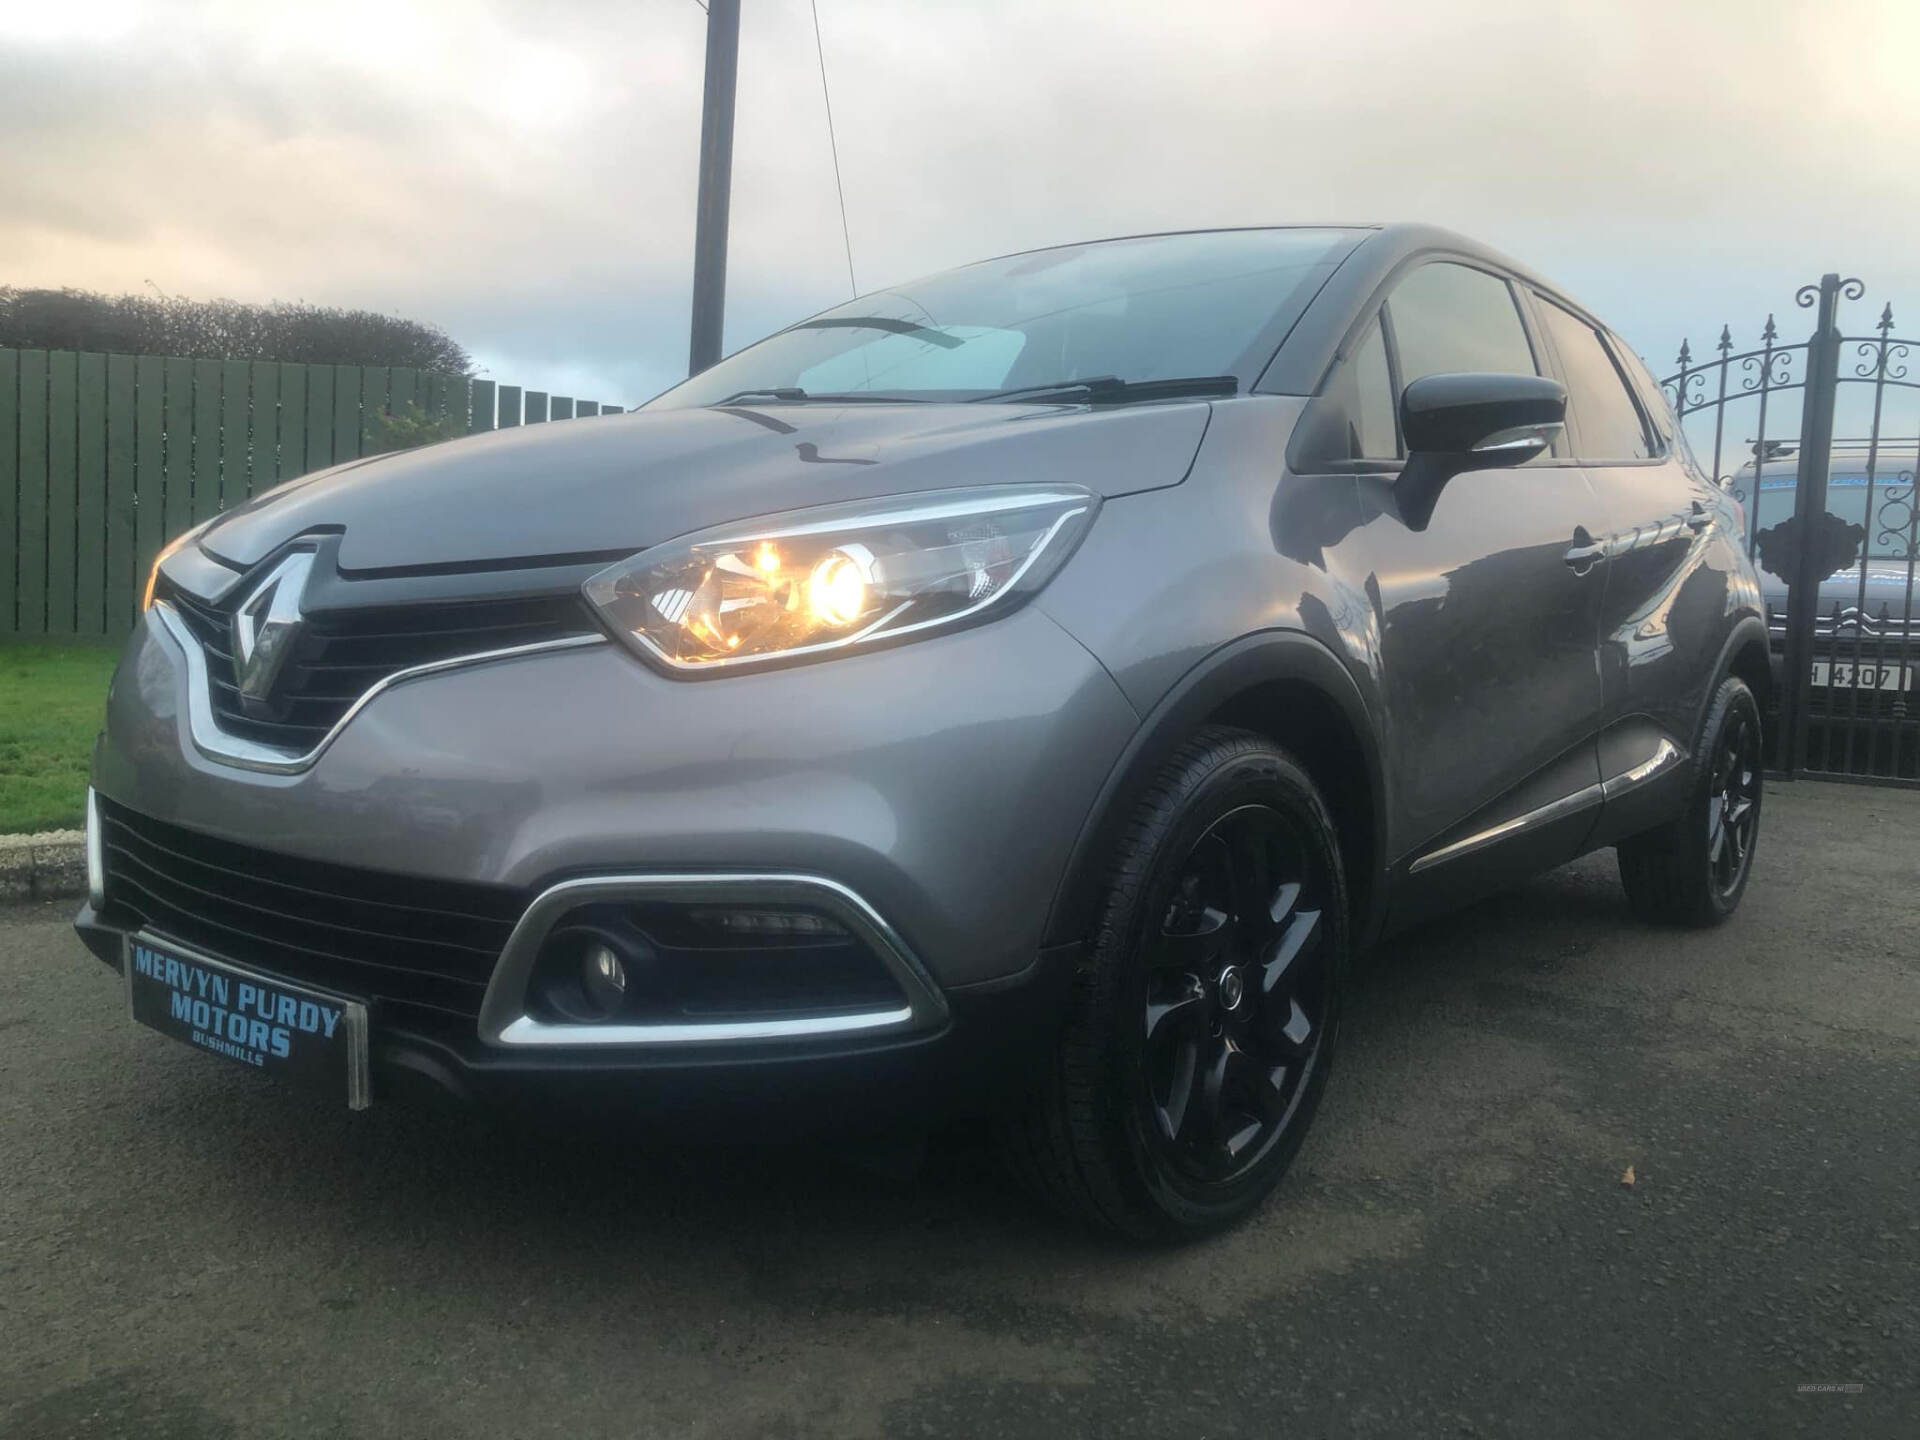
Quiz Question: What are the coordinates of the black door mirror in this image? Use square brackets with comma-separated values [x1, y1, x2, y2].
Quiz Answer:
[1395, 372, 1567, 530]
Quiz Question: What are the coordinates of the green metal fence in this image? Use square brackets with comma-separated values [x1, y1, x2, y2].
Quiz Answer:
[0, 347, 623, 641]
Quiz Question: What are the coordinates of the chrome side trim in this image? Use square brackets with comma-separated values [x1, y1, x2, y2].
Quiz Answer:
[1408, 737, 1686, 875]
[151, 601, 607, 775]
[1601, 738, 1680, 800]
[1408, 783, 1603, 874]
[1471, 421, 1563, 456]
[477, 872, 950, 1048]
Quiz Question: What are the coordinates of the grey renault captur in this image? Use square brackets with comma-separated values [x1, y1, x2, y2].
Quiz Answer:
[79, 225, 1771, 1239]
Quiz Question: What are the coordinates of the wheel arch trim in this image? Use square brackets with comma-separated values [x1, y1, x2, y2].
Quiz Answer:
[1711, 612, 1773, 733]
[1041, 629, 1390, 951]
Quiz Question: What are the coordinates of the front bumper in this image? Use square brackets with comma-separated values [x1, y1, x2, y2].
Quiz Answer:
[75, 901, 1080, 1133]
[85, 603, 1133, 1120]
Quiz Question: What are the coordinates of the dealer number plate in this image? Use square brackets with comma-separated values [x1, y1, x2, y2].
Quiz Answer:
[125, 934, 371, 1109]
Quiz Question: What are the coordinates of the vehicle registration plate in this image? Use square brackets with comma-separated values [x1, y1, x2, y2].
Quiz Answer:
[1810, 660, 1914, 691]
[125, 934, 371, 1109]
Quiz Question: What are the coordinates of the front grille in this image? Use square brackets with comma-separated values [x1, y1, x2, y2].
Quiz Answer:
[97, 797, 527, 1024]
[160, 579, 596, 753]
[1770, 616, 1920, 643]
[1805, 685, 1915, 723]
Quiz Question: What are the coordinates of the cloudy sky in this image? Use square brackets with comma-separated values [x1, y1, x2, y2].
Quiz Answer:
[2, 0, 1914, 408]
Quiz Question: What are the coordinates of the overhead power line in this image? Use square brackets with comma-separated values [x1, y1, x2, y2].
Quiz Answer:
[811, 0, 858, 297]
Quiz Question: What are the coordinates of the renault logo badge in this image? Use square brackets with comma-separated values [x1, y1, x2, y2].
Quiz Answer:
[232, 551, 315, 702]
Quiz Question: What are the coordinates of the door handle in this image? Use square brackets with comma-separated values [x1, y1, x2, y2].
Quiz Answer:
[1687, 501, 1713, 532]
[1563, 532, 1607, 576]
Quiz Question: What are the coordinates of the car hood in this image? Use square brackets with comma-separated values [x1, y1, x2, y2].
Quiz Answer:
[199, 400, 1215, 573]
[1759, 563, 1916, 613]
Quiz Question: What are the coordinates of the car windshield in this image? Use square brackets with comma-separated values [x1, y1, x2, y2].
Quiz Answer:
[1748, 454, 1920, 561]
[646, 228, 1361, 408]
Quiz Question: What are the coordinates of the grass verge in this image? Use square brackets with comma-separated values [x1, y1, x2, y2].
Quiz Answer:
[0, 642, 118, 833]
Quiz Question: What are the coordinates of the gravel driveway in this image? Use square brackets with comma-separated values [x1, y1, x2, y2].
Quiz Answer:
[2, 780, 1914, 1438]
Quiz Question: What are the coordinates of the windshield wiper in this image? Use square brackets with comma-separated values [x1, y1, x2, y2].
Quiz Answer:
[712, 388, 931, 405]
[972, 374, 1239, 406]
[790, 317, 966, 350]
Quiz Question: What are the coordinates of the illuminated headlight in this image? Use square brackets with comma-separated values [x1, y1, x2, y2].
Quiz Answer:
[583, 486, 1098, 673]
[142, 519, 216, 611]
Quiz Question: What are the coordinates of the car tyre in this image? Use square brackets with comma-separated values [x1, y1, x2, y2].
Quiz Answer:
[1000, 726, 1348, 1242]
[1616, 675, 1764, 927]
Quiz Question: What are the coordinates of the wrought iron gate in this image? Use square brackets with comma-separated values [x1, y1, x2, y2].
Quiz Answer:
[1663, 274, 1919, 786]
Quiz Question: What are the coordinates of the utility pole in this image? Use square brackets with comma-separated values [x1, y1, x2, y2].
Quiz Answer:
[688, 0, 740, 376]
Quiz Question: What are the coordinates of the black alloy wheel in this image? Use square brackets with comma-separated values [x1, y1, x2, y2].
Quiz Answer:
[1706, 702, 1761, 900]
[1001, 726, 1349, 1242]
[1618, 674, 1765, 926]
[1142, 805, 1330, 1186]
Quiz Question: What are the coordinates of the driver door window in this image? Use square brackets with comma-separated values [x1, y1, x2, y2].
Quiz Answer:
[1381, 262, 1555, 458]
[1385, 262, 1540, 382]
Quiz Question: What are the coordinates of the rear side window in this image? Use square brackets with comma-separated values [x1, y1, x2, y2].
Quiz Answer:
[1386, 263, 1538, 383]
[1613, 343, 1690, 468]
[1536, 299, 1654, 461]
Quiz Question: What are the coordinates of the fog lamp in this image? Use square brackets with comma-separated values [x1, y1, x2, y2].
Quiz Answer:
[582, 941, 628, 1016]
